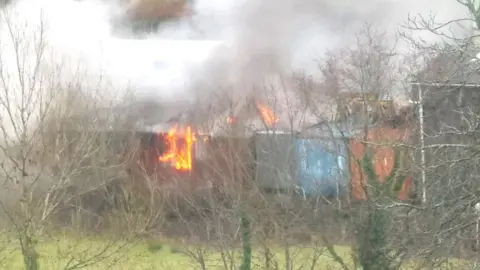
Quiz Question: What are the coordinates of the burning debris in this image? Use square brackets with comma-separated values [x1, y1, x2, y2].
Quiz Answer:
[158, 125, 196, 171]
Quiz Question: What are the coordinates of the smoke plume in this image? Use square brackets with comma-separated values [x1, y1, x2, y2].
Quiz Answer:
[0, 0, 473, 135]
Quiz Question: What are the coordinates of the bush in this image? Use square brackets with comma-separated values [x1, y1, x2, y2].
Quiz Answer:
[353, 149, 403, 270]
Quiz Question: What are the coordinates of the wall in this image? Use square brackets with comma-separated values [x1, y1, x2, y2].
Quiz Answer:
[194, 135, 254, 188]
[411, 84, 480, 203]
[295, 137, 349, 196]
[350, 126, 412, 200]
[253, 133, 297, 190]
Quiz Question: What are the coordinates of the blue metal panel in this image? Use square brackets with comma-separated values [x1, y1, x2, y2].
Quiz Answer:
[295, 138, 349, 196]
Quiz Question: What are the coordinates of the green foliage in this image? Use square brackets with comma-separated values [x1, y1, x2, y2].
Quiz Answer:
[361, 147, 406, 200]
[361, 150, 379, 198]
[239, 211, 252, 270]
[354, 204, 392, 270]
[354, 147, 406, 270]
[385, 148, 407, 197]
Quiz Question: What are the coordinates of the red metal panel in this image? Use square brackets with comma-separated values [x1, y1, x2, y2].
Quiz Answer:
[398, 175, 413, 201]
[349, 126, 413, 201]
[350, 138, 366, 200]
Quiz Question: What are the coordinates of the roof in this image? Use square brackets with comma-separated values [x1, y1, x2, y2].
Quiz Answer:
[300, 114, 411, 140]
[194, 92, 332, 137]
[300, 121, 368, 139]
[414, 45, 480, 85]
[191, 75, 338, 137]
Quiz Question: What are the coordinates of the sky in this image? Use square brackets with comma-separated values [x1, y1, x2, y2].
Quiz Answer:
[0, 0, 474, 136]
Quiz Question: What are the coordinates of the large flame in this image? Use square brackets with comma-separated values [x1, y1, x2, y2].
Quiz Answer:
[158, 125, 196, 171]
[256, 103, 279, 127]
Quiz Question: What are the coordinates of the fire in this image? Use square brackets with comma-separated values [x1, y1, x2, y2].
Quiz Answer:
[158, 125, 196, 171]
[256, 103, 279, 127]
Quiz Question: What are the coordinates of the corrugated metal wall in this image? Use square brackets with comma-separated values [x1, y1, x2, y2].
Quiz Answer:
[253, 132, 297, 190]
[295, 138, 349, 196]
[195, 136, 254, 187]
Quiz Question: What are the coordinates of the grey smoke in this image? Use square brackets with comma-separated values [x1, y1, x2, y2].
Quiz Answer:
[184, 0, 471, 108]
[0, 0, 473, 133]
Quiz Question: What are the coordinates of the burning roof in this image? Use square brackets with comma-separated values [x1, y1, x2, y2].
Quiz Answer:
[195, 94, 325, 137]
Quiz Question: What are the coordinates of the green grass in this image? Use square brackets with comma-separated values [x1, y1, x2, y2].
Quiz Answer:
[0, 236, 472, 270]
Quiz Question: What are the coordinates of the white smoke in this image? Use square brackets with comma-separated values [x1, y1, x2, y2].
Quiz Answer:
[0, 0, 473, 139]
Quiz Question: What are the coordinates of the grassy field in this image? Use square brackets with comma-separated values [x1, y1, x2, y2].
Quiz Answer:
[0, 235, 472, 270]
[0, 237, 353, 270]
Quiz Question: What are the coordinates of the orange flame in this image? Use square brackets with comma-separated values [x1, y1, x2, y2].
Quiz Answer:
[158, 125, 196, 171]
[256, 103, 279, 127]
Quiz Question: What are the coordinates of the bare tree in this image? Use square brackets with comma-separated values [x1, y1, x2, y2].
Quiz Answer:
[307, 21, 422, 270]
[395, 1, 480, 266]
[0, 6, 147, 270]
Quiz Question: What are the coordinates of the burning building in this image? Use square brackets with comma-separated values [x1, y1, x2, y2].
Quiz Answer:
[158, 125, 196, 171]
[132, 105, 199, 177]
[188, 89, 325, 192]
